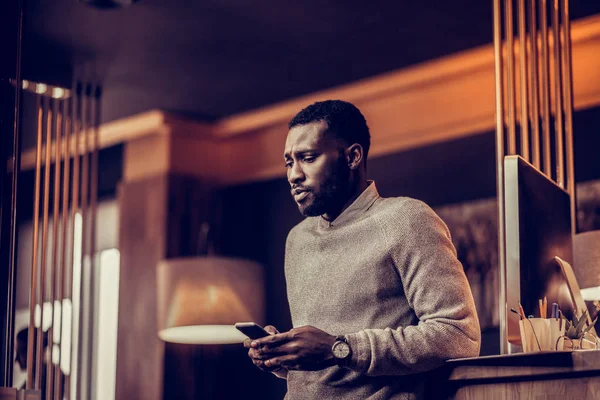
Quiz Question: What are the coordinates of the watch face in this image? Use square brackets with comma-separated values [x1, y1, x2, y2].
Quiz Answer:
[332, 341, 350, 359]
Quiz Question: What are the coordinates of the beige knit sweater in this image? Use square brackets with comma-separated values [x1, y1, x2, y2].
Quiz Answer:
[283, 182, 481, 399]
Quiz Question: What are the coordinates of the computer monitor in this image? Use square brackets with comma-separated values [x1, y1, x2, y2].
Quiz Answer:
[504, 155, 575, 345]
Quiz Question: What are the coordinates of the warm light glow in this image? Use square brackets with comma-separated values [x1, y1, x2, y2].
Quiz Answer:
[22, 80, 29, 89]
[34, 302, 53, 331]
[581, 286, 600, 301]
[35, 83, 47, 94]
[96, 249, 120, 400]
[53, 300, 62, 343]
[158, 325, 249, 344]
[60, 299, 72, 375]
[157, 257, 265, 345]
[52, 344, 60, 365]
[70, 212, 82, 394]
[52, 87, 65, 99]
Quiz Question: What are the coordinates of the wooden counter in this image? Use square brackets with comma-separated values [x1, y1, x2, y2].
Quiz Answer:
[428, 351, 600, 399]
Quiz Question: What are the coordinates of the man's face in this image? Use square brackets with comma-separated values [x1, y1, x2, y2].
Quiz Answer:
[284, 121, 350, 217]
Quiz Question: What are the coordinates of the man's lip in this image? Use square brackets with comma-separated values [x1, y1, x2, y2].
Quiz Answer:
[293, 191, 309, 201]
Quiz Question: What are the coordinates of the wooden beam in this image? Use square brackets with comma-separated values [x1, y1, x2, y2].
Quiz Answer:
[213, 14, 600, 185]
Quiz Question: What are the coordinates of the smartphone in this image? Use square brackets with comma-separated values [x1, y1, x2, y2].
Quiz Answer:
[235, 322, 270, 339]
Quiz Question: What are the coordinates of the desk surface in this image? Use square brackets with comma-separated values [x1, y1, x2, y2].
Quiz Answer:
[446, 350, 600, 381]
[435, 351, 600, 399]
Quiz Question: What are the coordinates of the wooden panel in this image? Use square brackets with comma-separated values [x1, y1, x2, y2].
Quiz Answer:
[168, 136, 223, 183]
[115, 174, 214, 400]
[116, 175, 168, 400]
[452, 376, 600, 400]
[123, 135, 170, 183]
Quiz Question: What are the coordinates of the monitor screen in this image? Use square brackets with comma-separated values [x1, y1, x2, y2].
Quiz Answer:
[504, 155, 575, 345]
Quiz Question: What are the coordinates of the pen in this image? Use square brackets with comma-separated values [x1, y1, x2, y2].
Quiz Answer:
[510, 308, 524, 320]
[552, 303, 559, 319]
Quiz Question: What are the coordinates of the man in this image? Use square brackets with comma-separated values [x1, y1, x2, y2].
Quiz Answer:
[244, 100, 480, 399]
[15, 328, 29, 375]
[15, 327, 49, 393]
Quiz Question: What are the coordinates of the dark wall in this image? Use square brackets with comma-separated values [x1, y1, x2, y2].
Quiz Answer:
[574, 106, 600, 183]
[163, 342, 278, 400]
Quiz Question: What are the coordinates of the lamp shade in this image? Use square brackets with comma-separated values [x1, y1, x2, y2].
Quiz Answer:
[573, 230, 600, 301]
[157, 256, 264, 344]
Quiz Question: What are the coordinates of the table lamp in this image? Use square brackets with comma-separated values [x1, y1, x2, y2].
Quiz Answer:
[156, 256, 264, 344]
[573, 230, 600, 301]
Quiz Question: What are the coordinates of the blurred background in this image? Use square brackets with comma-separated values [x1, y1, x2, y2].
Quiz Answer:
[2, 1, 600, 399]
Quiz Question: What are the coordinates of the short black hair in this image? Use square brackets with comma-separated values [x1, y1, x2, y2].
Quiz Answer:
[17, 328, 28, 343]
[288, 100, 371, 165]
[16, 327, 48, 347]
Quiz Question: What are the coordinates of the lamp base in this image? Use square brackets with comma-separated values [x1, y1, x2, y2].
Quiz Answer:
[158, 325, 248, 344]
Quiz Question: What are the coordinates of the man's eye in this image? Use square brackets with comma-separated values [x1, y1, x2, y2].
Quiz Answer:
[285, 162, 293, 169]
[303, 156, 315, 163]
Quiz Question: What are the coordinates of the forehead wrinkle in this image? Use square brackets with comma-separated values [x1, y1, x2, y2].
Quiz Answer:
[285, 121, 331, 149]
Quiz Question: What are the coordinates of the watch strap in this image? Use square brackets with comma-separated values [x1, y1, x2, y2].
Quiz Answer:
[335, 335, 348, 344]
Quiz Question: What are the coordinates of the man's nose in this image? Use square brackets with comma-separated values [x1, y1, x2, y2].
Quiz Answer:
[288, 162, 304, 184]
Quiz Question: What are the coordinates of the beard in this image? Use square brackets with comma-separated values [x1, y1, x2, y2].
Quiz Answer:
[297, 156, 350, 217]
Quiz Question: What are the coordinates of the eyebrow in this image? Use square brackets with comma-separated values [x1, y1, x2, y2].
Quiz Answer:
[283, 148, 317, 159]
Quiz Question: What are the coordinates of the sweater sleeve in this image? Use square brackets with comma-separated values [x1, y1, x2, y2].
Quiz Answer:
[344, 200, 481, 376]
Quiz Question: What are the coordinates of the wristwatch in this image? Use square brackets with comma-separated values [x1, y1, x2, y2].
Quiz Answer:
[331, 335, 352, 365]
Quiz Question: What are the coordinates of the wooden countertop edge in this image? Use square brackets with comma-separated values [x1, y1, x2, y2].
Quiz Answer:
[443, 350, 600, 381]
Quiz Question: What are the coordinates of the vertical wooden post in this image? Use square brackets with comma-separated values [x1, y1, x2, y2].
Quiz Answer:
[115, 135, 215, 400]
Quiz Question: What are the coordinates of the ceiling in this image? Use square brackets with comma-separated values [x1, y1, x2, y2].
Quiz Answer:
[22, 0, 600, 123]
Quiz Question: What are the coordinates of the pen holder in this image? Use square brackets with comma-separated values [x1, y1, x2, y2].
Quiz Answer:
[549, 318, 566, 350]
[519, 318, 553, 352]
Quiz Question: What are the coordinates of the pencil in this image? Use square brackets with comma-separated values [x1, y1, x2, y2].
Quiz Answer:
[544, 296, 547, 318]
[518, 303, 527, 320]
[539, 299, 544, 318]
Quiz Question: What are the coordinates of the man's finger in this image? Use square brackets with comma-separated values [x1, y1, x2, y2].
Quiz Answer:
[265, 354, 298, 369]
[248, 348, 273, 360]
[253, 331, 291, 347]
[264, 325, 279, 335]
[257, 342, 295, 356]
[243, 338, 252, 348]
[252, 357, 287, 372]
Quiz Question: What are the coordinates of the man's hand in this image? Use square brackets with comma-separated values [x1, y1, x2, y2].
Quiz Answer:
[244, 325, 288, 378]
[249, 325, 337, 371]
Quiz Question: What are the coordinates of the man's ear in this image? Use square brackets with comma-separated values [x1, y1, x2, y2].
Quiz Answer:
[346, 143, 364, 170]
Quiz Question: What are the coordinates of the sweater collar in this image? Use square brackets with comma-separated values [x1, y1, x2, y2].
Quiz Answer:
[318, 181, 379, 230]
